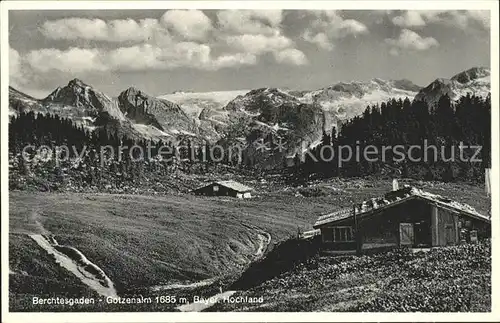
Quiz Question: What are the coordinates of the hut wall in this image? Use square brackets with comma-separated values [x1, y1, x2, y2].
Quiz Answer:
[457, 214, 490, 243]
[194, 184, 252, 198]
[318, 217, 356, 251]
[318, 197, 489, 254]
[469, 218, 491, 240]
[431, 205, 460, 246]
[359, 199, 432, 250]
[194, 184, 238, 197]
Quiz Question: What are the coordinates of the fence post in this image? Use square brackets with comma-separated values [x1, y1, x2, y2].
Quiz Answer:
[354, 205, 362, 255]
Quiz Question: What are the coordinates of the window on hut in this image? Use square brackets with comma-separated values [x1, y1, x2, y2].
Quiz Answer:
[323, 228, 334, 241]
[323, 226, 354, 242]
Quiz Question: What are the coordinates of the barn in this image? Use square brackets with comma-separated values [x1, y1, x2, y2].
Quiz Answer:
[193, 180, 253, 198]
[313, 186, 490, 255]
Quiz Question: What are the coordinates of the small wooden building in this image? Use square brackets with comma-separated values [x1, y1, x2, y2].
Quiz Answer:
[313, 186, 490, 254]
[193, 180, 253, 198]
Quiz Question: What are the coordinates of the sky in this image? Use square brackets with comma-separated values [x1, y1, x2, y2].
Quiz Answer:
[9, 9, 491, 98]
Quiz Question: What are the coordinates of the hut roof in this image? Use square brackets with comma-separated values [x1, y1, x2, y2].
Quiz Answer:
[216, 180, 253, 192]
[194, 180, 253, 193]
[314, 186, 489, 228]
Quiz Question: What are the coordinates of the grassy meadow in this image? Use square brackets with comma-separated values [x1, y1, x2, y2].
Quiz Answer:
[8, 178, 490, 311]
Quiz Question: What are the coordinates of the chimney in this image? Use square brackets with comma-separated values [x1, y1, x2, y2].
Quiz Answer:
[392, 179, 399, 191]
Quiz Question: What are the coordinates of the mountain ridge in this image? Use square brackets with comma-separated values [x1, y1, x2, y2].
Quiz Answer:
[9, 67, 490, 167]
[414, 67, 490, 107]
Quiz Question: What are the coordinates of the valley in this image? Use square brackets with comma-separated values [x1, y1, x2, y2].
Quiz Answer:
[7, 66, 492, 312]
[5, 6, 494, 317]
[8, 178, 490, 311]
[8, 187, 322, 311]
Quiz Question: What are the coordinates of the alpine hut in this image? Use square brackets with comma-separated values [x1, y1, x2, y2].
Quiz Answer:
[313, 186, 490, 254]
[193, 180, 253, 198]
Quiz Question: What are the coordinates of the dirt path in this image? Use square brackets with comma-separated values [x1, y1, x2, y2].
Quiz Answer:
[30, 234, 118, 298]
[175, 229, 271, 312]
[254, 231, 272, 258]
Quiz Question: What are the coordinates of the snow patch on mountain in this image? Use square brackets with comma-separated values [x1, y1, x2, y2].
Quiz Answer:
[414, 67, 490, 107]
[160, 90, 251, 118]
[132, 124, 171, 140]
[253, 121, 290, 132]
[299, 79, 419, 119]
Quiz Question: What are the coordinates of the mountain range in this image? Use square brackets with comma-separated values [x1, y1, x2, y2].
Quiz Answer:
[9, 67, 491, 163]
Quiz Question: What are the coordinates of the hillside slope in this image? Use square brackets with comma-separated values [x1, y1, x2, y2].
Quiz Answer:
[9, 190, 334, 311]
[9, 178, 490, 311]
[212, 241, 490, 312]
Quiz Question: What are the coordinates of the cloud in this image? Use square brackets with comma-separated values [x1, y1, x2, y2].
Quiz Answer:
[26, 47, 107, 73]
[40, 17, 164, 42]
[466, 10, 490, 29]
[41, 18, 107, 40]
[217, 10, 283, 35]
[338, 19, 369, 35]
[220, 22, 305, 65]
[372, 10, 394, 16]
[273, 48, 308, 65]
[23, 42, 260, 74]
[390, 10, 490, 30]
[106, 44, 163, 70]
[165, 42, 212, 69]
[392, 11, 427, 28]
[303, 31, 333, 51]
[9, 47, 21, 79]
[9, 47, 37, 91]
[10, 47, 47, 94]
[385, 29, 439, 55]
[310, 11, 368, 37]
[212, 52, 258, 68]
[224, 34, 292, 54]
[161, 10, 213, 41]
[302, 10, 368, 50]
[389, 48, 399, 56]
[24, 9, 309, 78]
[40, 10, 286, 43]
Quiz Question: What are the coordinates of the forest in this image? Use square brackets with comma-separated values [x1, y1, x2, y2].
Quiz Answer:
[8, 92, 491, 192]
[293, 93, 490, 183]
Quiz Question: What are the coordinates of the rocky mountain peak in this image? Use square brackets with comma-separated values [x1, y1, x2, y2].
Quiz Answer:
[43, 78, 108, 109]
[117, 85, 195, 134]
[67, 78, 88, 88]
[121, 86, 142, 97]
[451, 67, 490, 84]
[390, 79, 422, 92]
[414, 67, 490, 107]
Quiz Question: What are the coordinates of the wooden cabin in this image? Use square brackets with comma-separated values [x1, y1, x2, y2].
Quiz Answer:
[193, 180, 253, 198]
[313, 186, 490, 255]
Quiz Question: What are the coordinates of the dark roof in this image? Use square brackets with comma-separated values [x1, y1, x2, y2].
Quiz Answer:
[314, 208, 352, 228]
[314, 186, 489, 228]
[194, 180, 253, 193]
